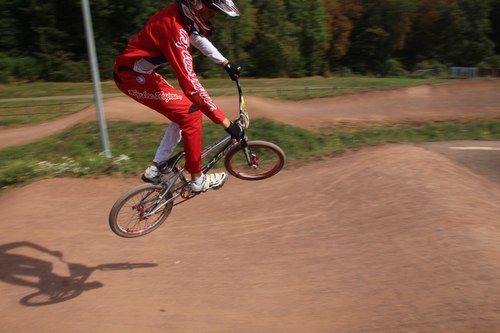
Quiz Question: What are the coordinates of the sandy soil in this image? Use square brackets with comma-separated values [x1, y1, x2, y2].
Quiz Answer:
[1, 79, 500, 332]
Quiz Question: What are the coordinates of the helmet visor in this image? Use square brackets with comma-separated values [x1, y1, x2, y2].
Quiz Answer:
[206, 0, 242, 17]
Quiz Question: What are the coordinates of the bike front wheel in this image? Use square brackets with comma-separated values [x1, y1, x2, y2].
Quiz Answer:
[109, 184, 173, 238]
[224, 140, 285, 180]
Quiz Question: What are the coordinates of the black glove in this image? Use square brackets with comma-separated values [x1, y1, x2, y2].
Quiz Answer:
[224, 62, 241, 81]
[225, 122, 244, 142]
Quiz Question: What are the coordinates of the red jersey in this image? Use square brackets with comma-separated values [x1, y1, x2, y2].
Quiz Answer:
[115, 3, 225, 124]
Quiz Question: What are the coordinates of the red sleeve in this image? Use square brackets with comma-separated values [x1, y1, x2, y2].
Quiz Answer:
[152, 13, 227, 124]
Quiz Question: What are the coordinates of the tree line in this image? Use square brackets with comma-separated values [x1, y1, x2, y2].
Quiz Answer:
[0, 0, 499, 83]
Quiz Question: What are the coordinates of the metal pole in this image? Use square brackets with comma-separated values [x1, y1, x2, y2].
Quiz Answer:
[81, 0, 111, 158]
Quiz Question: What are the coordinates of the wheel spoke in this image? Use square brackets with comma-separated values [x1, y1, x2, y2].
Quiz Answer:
[109, 184, 173, 237]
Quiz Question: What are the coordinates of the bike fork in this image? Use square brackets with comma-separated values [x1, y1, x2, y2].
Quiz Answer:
[240, 139, 258, 169]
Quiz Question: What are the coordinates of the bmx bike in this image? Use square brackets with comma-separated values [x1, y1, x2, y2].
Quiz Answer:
[109, 78, 285, 238]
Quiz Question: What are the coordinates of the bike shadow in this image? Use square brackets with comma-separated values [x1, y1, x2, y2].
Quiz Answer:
[0, 241, 158, 306]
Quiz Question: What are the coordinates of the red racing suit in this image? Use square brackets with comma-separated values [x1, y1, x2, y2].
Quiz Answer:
[114, 3, 226, 174]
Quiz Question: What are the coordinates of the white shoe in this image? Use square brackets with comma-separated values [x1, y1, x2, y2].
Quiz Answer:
[190, 173, 228, 193]
[141, 165, 160, 183]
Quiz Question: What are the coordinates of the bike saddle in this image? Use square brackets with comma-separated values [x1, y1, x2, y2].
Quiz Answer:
[157, 151, 186, 174]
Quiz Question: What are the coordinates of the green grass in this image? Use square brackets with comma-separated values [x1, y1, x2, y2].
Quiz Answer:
[2, 119, 500, 192]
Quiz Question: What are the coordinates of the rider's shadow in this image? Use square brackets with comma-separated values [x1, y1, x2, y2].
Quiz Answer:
[0, 241, 158, 306]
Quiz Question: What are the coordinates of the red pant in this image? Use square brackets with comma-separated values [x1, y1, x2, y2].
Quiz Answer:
[114, 66, 203, 174]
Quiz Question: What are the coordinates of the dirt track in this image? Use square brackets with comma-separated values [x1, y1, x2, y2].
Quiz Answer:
[1, 79, 500, 332]
[1, 79, 500, 149]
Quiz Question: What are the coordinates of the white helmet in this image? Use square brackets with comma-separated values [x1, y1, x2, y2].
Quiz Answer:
[177, 0, 241, 37]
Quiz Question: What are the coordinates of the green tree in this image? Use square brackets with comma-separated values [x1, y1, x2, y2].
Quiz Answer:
[1, 0, 498, 81]
[284, 0, 329, 76]
[0, 0, 168, 81]
[0, 0, 85, 81]
[491, 0, 500, 54]
[403, 0, 447, 68]
[249, 0, 301, 77]
[324, 0, 363, 71]
[193, 0, 256, 78]
[344, 0, 418, 75]
[436, 0, 495, 66]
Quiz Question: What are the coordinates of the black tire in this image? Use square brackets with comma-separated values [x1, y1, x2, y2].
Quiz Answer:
[224, 140, 285, 180]
[109, 184, 173, 238]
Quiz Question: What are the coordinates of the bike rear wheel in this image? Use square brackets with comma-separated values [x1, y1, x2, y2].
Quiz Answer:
[224, 140, 285, 180]
[109, 184, 173, 238]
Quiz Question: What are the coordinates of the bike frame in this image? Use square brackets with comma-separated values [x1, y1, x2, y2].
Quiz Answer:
[136, 78, 254, 215]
